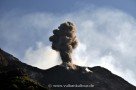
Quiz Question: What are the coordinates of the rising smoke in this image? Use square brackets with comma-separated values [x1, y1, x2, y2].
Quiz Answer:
[49, 22, 78, 63]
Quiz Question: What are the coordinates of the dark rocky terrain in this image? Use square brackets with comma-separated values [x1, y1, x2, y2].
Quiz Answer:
[0, 48, 136, 90]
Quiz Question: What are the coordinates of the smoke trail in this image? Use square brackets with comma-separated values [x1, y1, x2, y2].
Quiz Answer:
[49, 22, 78, 63]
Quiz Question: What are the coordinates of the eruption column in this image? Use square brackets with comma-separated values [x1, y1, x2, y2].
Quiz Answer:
[49, 22, 78, 63]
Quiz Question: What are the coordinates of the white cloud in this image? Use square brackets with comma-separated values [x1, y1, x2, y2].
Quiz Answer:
[1, 8, 136, 86]
[23, 42, 61, 69]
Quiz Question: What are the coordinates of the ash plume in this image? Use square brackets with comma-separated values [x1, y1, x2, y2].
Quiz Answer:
[49, 22, 78, 63]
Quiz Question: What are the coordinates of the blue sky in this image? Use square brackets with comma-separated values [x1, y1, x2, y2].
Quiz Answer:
[0, 0, 136, 57]
[0, 0, 136, 86]
[0, 0, 136, 16]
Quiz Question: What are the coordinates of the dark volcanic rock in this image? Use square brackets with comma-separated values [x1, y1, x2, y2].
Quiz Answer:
[0, 48, 136, 90]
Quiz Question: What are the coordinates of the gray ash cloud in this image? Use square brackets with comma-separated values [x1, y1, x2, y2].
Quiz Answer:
[49, 22, 78, 63]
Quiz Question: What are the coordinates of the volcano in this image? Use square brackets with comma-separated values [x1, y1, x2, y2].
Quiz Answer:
[0, 49, 136, 90]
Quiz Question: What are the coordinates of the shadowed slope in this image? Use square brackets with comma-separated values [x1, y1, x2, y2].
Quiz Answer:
[0, 49, 136, 90]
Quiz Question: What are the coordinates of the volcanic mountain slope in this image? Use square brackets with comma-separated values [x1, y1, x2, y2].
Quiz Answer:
[0, 48, 136, 90]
